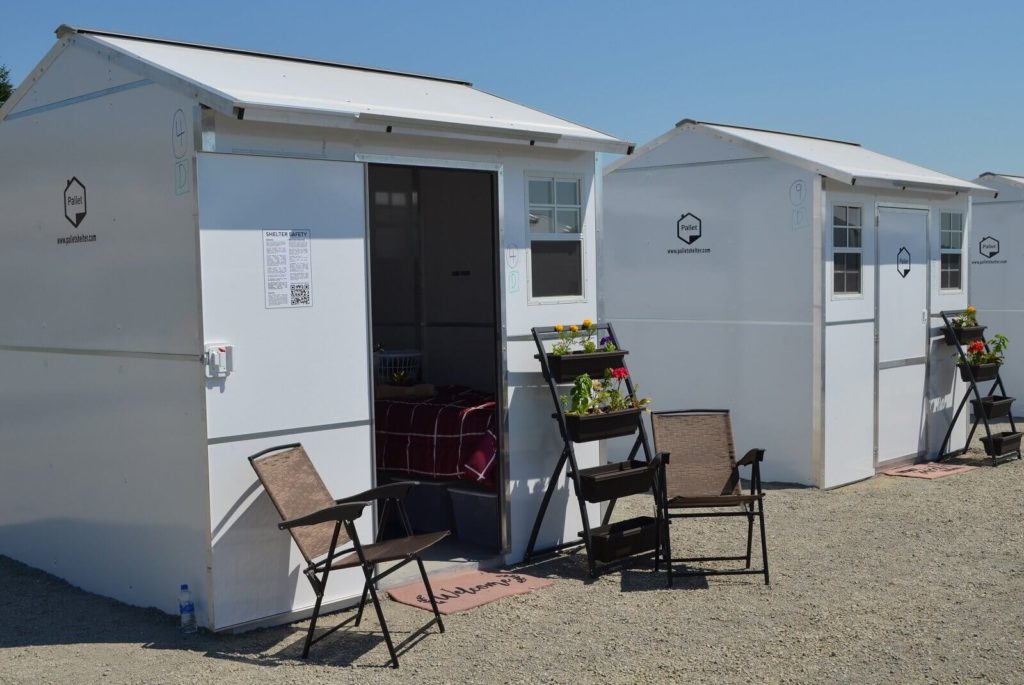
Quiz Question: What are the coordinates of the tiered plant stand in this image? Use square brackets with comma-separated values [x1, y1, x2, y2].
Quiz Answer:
[524, 323, 666, 577]
[937, 310, 1021, 464]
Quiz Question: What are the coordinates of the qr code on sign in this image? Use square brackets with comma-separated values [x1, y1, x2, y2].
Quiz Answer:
[290, 284, 311, 306]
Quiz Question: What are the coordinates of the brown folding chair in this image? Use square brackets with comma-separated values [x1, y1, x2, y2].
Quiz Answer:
[249, 443, 448, 668]
[651, 410, 769, 586]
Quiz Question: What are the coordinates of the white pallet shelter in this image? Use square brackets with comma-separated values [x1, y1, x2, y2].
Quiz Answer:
[0, 26, 631, 630]
[601, 120, 994, 488]
[969, 173, 1023, 413]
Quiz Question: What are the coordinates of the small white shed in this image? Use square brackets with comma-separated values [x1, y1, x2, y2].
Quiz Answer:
[968, 173, 1022, 409]
[601, 120, 995, 488]
[0, 26, 632, 630]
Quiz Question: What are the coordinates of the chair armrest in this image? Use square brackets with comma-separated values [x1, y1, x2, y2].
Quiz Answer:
[278, 501, 368, 530]
[737, 449, 765, 467]
[336, 481, 417, 504]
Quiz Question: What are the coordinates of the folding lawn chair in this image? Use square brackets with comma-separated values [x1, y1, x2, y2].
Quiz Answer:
[249, 443, 448, 668]
[651, 410, 769, 586]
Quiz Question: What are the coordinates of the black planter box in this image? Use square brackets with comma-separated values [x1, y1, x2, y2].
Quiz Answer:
[564, 409, 641, 444]
[538, 350, 629, 383]
[958, 362, 1001, 382]
[980, 431, 1023, 458]
[577, 460, 654, 502]
[583, 516, 659, 563]
[943, 325, 987, 345]
[970, 395, 1016, 420]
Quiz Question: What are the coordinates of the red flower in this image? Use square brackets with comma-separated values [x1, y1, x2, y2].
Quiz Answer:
[967, 341, 985, 354]
[611, 367, 629, 380]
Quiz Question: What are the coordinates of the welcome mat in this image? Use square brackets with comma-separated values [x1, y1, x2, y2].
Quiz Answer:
[881, 463, 977, 480]
[387, 570, 554, 615]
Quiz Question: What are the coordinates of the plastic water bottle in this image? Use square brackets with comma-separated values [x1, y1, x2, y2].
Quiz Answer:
[178, 584, 197, 634]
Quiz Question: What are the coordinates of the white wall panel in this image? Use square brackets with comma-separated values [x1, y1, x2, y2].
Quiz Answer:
[6, 42, 143, 116]
[198, 154, 371, 438]
[823, 323, 875, 487]
[970, 199, 1023, 410]
[602, 157, 816, 484]
[207, 427, 373, 630]
[0, 59, 201, 354]
[0, 351, 209, 618]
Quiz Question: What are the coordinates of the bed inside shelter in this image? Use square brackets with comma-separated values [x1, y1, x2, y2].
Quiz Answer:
[367, 164, 503, 579]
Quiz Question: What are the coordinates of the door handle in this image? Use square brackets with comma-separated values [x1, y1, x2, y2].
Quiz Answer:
[922, 309, 928, 323]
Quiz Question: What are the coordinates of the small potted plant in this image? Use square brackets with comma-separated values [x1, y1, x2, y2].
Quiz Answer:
[944, 306, 987, 345]
[539, 320, 628, 382]
[560, 368, 650, 443]
[957, 334, 1009, 383]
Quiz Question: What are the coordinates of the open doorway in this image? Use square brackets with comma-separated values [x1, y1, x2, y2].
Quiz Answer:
[367, 163, 503, 579]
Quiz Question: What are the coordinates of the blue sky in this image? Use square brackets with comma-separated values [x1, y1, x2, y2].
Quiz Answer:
[2, 1, 1019, 179]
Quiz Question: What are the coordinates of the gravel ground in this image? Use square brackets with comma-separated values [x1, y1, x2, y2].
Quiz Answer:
[1, 424, 1022, 684]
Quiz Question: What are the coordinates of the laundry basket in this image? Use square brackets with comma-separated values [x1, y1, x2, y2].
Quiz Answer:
[374, 350, 422, 385]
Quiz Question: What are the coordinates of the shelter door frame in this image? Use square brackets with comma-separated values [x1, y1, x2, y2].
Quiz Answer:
[874, 203, 930, 466]
[355, 153, 510, 555]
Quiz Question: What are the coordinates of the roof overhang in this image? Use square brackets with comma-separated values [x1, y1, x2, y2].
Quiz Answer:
[678, 120, 995, 198]
[53, 25, 632, 155]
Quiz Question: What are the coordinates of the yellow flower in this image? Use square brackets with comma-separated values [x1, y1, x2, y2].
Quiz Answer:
[553, 324, 564, 332]
[582, 319, 593, 329]
[966, 306, 976, 314]
[570, 325, 579, 333]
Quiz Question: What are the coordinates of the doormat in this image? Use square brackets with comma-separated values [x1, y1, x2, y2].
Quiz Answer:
[387, 570, 554, 615]
[881, 463, 977, 480]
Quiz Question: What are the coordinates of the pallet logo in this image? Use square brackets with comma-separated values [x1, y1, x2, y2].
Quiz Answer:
[676, 212, 702, 244]
[897, 247, 911, 278]
[64, 177, 87, 228]
[979, 236, 1000, 259]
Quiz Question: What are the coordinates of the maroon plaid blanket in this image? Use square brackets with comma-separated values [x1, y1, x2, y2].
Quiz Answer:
[375, 387, 497, 488]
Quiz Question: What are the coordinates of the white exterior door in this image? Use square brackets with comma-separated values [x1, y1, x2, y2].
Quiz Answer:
[876, 206, 929, 463]
[197, 153, 374, 630]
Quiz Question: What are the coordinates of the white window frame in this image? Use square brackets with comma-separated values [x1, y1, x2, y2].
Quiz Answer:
[526, 172, 586, 304]
[939, 211, 964, 292]
[831, 203, 864, 299]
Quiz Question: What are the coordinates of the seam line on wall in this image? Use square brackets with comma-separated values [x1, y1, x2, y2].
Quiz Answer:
[4, 79, 153, 121]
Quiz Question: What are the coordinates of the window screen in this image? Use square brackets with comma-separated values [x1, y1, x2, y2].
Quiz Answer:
[528, 175, 584, 298]
[530, 241, 583, 298]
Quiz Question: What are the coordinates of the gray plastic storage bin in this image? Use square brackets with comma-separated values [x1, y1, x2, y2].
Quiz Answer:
[448, 487, 499, 549]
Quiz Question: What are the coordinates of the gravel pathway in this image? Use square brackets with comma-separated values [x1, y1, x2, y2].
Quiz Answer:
[1, 424, 1021, 684]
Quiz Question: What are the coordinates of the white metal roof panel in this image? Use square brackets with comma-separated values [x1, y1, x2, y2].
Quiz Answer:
[68, 28, 629, 153]
[681, 120, 991, 195]
[977, 173, 1024, 189]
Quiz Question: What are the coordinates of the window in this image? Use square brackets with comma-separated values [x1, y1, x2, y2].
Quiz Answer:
[528, 175, 583, 298]
[832, 205, 863, 296]
[940, 212, 964, 290]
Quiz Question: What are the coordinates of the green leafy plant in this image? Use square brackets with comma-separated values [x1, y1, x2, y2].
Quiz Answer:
[561, 368, 650, 416]
[951, 306, 978, 329]
[961, 334, 1009, 366]
[550, 320, 601, 356]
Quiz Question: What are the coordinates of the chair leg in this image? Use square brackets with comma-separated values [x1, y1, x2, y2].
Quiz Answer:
[745, 508, 754, 569]
[664, 519, 673, 587]
[416, 557, 445, 634]
[302, 590, 324, 659]
[362, 566, 399, 668]
[354, 577, 370, 627]
[758, 502, 770, 586]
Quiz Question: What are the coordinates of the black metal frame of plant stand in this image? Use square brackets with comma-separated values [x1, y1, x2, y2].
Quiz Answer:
[936, 310, 1020, 463]
[523, 322, 666, 578]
